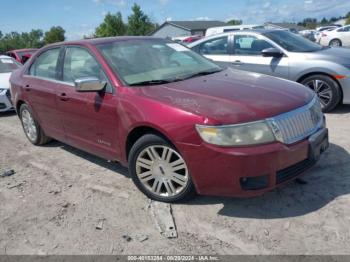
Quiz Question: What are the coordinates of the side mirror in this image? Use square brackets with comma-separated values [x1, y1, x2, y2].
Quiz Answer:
[261, 48, 284, 58]
[74, 77, 106, 92]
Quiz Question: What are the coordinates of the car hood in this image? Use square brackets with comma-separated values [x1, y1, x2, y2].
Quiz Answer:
[304, 47, 350, 64]
[0, 73, 11, 90]
[133, 68, 314, 125]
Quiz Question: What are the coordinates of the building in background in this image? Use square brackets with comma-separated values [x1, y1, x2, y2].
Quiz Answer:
[151, 20, 227, 38]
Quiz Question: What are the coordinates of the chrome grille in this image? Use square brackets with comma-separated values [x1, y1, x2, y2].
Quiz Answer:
[268, 97, 324, 144]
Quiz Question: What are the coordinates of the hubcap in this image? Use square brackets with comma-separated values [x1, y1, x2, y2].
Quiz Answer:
[330, 40, 340, 47]
[304, 79, 332, 108]
[22, 109, 38, 142]
[135, 145, 189, 197]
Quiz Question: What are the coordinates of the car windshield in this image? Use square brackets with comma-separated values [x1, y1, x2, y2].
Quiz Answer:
[263, 30, 324, 52]
[97, 39, 222, 86]
[0, 57, 21, 73]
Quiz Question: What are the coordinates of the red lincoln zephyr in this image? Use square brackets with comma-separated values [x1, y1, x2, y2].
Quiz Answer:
[10, 37, 329, 202]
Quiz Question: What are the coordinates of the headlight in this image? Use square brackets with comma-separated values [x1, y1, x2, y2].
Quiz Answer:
[0, 89, 6, 94]
[196, 121, 276, 146]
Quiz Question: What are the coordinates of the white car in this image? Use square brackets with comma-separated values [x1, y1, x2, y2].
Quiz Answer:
[205, 25, 264, 37]
[319, 25, 350, 47]
[0, 55, 21, 112]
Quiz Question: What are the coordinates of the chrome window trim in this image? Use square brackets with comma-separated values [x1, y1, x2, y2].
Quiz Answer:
[23, 75, 75, 87]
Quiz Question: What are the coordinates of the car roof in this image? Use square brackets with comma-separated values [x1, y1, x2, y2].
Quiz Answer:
[46, 36, 165, 48]
[8, 48, 38, 53]
[188, 29, 285, 47]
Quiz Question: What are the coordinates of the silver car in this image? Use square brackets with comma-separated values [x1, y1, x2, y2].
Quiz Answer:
[189, 29, 350, 112]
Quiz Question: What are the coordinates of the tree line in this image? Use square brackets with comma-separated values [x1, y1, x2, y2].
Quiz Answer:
[0, 26, 65, 53]
[297, 12, 350, 29]
[0, 3, 156, 53]
[0, 3, 349, 53]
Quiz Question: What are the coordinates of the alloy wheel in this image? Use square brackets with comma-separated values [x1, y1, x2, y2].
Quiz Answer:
[330, 40, 341, 47]
[21, 109, 38, 142]
[135, 145, 189, 197]
[304, 79, 333, 108]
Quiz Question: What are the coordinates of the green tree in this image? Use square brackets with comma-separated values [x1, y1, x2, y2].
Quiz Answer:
[44, 26, 65, 44]
[299, 18, 318, 29]
[320, 17, 329, 25]
[227, 19, 242, 26]
[22, 29, 44, 48]
[95, 12, 127, 37]
[127, 4, 156, 36]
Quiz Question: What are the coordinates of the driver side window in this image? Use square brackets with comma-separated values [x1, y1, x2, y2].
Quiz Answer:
[63, 47, 112, 92]
[234, 35, 273, 56]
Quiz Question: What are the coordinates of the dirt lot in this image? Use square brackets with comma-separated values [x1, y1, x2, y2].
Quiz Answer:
[0, 106, 350, 255]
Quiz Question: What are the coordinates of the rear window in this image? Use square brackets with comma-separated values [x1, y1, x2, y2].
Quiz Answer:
[0, 57, 21, 73]
[29, 48, 60, 79]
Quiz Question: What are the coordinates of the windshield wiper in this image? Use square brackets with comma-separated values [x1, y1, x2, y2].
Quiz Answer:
[179, 69, 223, 81]
[129, 79, 175, 86]
[128, 69, 223, 86]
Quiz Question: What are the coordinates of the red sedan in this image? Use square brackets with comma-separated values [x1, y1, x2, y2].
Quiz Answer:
[6, 48, 38, 64]
[10, 37, 329, 202]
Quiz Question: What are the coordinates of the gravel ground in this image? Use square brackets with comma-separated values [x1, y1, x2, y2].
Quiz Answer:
[0, 105, 350, 255]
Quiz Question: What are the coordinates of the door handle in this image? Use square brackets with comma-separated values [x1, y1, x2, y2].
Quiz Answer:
[58, 93, 70, 101]
[232, 60, 244, 65]
[25, 85, 31, 91]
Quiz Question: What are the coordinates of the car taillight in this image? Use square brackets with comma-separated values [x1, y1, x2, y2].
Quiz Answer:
[321, 33, 327, 37]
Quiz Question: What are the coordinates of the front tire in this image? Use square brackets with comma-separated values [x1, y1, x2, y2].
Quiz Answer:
[129, 134, 195, 203]
[329, 39, 342, 47]
[20, 104, 51, 145]
[301, 75, 341, 112]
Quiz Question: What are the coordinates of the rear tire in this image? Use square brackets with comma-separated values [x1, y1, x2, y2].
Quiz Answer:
[329, 39, 342, 47]
[19, 104, 51, 145]
[128, 134, 196, 203]
[301, 74, 341, 113]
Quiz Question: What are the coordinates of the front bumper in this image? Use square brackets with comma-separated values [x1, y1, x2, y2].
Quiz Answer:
[0, 90, 14, 112]
[178, 128, 329, 197]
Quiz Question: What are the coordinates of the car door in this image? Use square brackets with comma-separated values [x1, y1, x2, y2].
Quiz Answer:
[230, 34, 289, 79]
[23, 47, 65, 141]
[55, 45, 119, 160]
[194, 35, 233, 67]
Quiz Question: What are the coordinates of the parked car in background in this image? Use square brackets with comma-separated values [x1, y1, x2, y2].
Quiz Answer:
[319, 25, 350, 47]
[172, 35, 203, 44]
[10, 37, 328, 202]
[189, 29, 350, 112]
[6, 48, 38, 64]
[316, 25, 341, 32]
[299, 30, 317, 42]
[0, 55, 21, 112]
[182, 35, 203, 44]
[314, 25, 341, 43]
[205, 24, 264, 37]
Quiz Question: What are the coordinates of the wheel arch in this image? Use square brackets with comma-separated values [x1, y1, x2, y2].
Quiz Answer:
[125, 125, 175, 162]
[296, 72, 343, 103]
[329, 38, 342, 46]
[16, 100, 26, 116]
